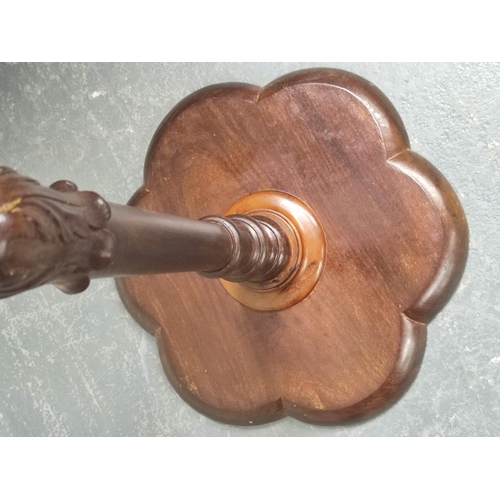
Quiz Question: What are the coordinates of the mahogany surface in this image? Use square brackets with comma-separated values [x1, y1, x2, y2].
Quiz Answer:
[116, 69, 468, 425]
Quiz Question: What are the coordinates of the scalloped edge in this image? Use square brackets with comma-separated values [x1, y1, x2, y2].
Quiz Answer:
[117, 68, 468, 425]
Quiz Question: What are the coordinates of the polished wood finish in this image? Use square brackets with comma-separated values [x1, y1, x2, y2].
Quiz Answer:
[117, 68, 468, 425]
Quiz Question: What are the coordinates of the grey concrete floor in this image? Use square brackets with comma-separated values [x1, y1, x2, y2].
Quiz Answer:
[0, 63, 498, 436]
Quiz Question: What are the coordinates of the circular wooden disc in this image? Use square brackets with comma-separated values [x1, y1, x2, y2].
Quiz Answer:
[116, 69, 468, 425]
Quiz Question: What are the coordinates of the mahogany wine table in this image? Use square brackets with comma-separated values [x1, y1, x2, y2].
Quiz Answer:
[0, 68, 468, 425]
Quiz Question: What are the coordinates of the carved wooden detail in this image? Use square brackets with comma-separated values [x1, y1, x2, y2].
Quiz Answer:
[0, 167, 115, 297]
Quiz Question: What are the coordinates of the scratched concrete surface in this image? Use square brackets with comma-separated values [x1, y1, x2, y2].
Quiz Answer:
[0, 63, 498, 436]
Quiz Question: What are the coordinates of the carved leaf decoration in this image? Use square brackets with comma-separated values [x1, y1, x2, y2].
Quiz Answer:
[0, 167, 115, 298]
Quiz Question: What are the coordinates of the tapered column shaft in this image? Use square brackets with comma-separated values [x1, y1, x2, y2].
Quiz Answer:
[96, 203, 233, 278]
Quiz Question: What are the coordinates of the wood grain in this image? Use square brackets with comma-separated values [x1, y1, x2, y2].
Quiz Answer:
[116, 68, 468, 425]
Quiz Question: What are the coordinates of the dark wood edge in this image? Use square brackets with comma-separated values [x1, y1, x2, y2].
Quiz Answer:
[155, 328, 286, 426]
[258, 67, 411, 159]
[282, 316, 427, 425]
[153, 314, 426, 426]
[390, 150, 469, 323]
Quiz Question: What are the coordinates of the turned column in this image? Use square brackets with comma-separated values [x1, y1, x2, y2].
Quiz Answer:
[0, 167, 290, 298]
